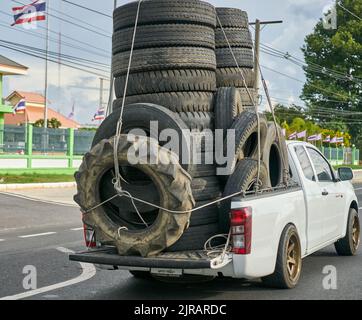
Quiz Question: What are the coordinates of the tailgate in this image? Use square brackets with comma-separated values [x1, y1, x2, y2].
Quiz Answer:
[69, 247, 219, 270]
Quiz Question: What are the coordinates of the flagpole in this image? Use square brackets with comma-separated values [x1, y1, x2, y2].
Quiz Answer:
[44, 0, 49, 128]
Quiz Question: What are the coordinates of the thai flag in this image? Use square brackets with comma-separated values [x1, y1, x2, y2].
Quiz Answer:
[92, 108, 105, 121]
[336, 137, 344, 144]
[308, 133, 322, 142]
[297, 130, 307, 139]
[323, 135, 331, 143]
[13, 99, 26, 113]
[289, 132, 297, 140]
[12, 0, 46, 26]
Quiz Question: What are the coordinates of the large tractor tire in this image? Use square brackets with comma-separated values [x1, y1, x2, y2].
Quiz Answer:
[74, 135, 195, 257]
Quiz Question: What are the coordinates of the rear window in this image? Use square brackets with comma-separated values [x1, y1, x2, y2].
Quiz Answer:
[294, 146, 315, 181]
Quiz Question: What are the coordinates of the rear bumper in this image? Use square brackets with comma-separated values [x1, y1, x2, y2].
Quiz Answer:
[69, 247, 213, 270]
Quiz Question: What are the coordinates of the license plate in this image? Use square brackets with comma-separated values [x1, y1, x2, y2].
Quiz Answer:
[150, 268, 182, 277]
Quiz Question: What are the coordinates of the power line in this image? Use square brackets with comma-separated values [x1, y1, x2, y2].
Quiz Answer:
[337, 1, 362, 21]
[61, 0, 113, 18]
[0, 11, 111, 59]
[0, 43, 109, 78]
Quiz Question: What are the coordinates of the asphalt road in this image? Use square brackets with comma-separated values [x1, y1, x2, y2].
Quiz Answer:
[0, 185, 361, 300]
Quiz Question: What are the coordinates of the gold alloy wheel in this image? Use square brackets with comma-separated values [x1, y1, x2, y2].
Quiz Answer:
[352, 215, 361, 251]
[286, 234, 302, 283]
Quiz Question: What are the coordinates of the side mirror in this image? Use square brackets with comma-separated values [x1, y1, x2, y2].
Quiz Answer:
[338, 167, 354, 181]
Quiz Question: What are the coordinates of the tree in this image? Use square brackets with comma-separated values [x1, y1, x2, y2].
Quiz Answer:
[301, 0, 362, 148]
[34, 118, 62, 129]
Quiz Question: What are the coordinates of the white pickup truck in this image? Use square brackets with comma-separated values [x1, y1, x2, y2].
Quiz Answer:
[70, 141, 360, 289]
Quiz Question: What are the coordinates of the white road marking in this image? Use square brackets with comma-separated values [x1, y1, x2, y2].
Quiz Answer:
[0, 239, 5, 242]
[0, 192, 78, 208]
[0, 247, 96, 300]
[70, 228, 83, 231]
[18, 232, 57, 239]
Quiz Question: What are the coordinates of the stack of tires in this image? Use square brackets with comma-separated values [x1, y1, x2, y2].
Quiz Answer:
[74, 1, 290, 257]
[214, 8, 289, 233]
[215, 8, 258, 107]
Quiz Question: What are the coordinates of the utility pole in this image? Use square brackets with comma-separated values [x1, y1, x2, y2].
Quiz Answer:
[43, 0, 50, 153]
[99, 77, 104, 110]
[251, 20, 283, 96]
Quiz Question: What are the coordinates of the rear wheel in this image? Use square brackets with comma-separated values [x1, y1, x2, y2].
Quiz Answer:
[335, 208, 360, 256]
[262, 225, 302, 289]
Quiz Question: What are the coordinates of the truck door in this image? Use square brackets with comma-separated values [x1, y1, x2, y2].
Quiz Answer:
[306, 147, 346, 242]
[293, 145, 325, 250]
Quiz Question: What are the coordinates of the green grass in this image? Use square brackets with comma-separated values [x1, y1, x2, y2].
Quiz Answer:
[0, 174, 75, 184]
[334, 165, 362, 170]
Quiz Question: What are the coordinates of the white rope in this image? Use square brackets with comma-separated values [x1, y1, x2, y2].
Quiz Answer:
[216, 15, 262, 190]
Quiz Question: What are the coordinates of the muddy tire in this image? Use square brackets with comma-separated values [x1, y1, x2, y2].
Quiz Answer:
[262, 224, 302, 289]
[113, 24, 215, 54]
[192, 176, 222, 202]
[219, 159, 269, 233]
[113, 47, 216, 76]
[214, 87, 243, 137]
[113, 0, 217, 31]
[115, 69, 216, 97]
[262, 123, 289, 187]
[335, 208, 360, 256]
[216, 68, 255, 88]
[113, 92, 214, 113]
[74, 135, 195, 257]
[216, 8, 249, 29]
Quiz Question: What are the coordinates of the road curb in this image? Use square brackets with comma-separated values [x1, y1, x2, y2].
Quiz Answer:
[0, 182, 76, 191]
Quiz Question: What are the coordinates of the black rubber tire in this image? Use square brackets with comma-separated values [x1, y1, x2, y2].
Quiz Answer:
[238, 88, 259, 106]
[192, 176, 222, 202]
[113, 0, 217, 31]
[262, 225, 302, 289]
[216, 8, 249, 29]
[216, 48, 254, 69]
[215, 28, 253, 48]
[92, 103, 192, 172]
[75, 136, 195, 257]
[216, 68, 255, 88]
[262, 123, 289, 187]
[219, 159, 270, 233]
[214, 87, 243, 137]
[190, 201, 219, 227]
[113, 24, 215, 54]
[335, 208, 360, 256]
[115, 69, 216, 97]
[189, 164, 216, 178]
[179, 112, 214, 131]
[166, 223, 220, 252]
[225, 110, 268, 161]
[113, 92, 214, 113]
[113, 47, 216, 76]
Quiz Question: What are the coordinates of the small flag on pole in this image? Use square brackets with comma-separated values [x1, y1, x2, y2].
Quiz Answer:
[11, 0, 46, 26]
[289, 132, 297, 140]
[68, 103, 75, 119]
[92, 108, 105, 121]
[13, 99, 26, 114]
[330, 136, 337, 144]
[323, 135, 331, 143]
[336, 137, 344, 144]
[297, 130, 307, 139]
[308, 133, 322, 142]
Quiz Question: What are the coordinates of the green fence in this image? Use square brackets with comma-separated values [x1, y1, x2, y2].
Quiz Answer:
[320, 146, 359, 166]
[0, 124, 95, 171]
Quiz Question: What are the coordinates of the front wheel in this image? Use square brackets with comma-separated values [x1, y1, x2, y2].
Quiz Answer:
[335, 208, 360, 256]
[262, 224, 302, 289]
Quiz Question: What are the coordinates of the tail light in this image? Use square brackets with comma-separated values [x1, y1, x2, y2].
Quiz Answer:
[83, 224, 96, 248]
[231, 207, 252, 255]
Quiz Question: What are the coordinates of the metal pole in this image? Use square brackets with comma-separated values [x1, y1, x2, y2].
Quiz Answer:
[254, 19, 261, 95]
[106, 0, 117, 117]
[44, 0, 50, 128]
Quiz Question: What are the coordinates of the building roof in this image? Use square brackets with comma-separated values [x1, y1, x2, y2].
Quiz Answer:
[4, 106, 80, 129]
[6, 91, 46, 105]
[0, 55, 28, 75]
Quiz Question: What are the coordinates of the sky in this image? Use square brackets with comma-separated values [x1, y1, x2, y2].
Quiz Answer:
[0, 0, 335, 125]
